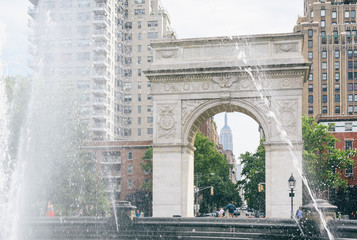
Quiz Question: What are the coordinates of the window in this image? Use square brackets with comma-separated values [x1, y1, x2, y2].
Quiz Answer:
[147, 56, 153, 62]
[138, 94, 141, 102]
[138, 45, 142, 52]
[138, 56, 142, 64]
[308, 29, 313, 37]
[346, 164, 354, 177]
[308, 106, 313, 114]
[349, 83, 354, 91]
[335, 73, 340, 81]
[335, 94, 340, 102]
[138, 106, 141, 113]
[138, 21, 142, 29]
[124, 94, 132, 102]
[335, 83, 340, 91]
[322, 106, 327, 114]
[308, 40, 313, 48]
[147, 128, 153, 134]
[147, 105, 153, 112]
[322, 62, 327, 70]
[321, 20, 325, 28]
[322, 51, 327, 58]
[349, 106, 353, 114]
[346, 123, 353, 132]
[123, 129, 132, 136]
[78, 0, 90, 7]
[124, 117, 132, 125]
[138, 33, 142, 40]
[355, 106, 357, 113]
[322, 73, 327, 80]
[138, 69, 142, 76]
[348, 72, 353, 80]
[355, 83, 357, 91]
[332, 11, 337, 18]
[147, 94, 152, 100]
[321, 31, 326, 38]
[345, 10, 350, 18]
[77, 12, 90, 21]
[309, 73, 313, 81]
[321, 9, 326, 17]
[138, 128, 141, 136]
[348, 61, 353, 69]
[128, 152, 133, 160]
[147, 81, 152, 87]
[308, 95, 313, 103]
[335, 50, 340, 58]
[308, 51, 313, 60]
[349, 50, 353, 58]
[135, 0, 145, 3]
[322, 95, 327, 103]
[147, 32, 158, 39]
[138, 117, 141, 125]
[335, 106, 340, 113]
[335, 61, 340, 70]
[355, 94, 357, 102]
[352, 10, 356, 18]
[349, 94, 353, 102]
[128, 179, 133, 189]
[148, 21, 158, 27]
[147, 117, 153, 123]
[123, 82, 132, 91]
[134, 9, 145, 15]
[147, 44, 153, 51]
[124, 106, 132, 113]
[322, 84, 327, 92]
[308, 84, 313, 92]
[138, 81, 141, 88]
[311, 11, 314, 18]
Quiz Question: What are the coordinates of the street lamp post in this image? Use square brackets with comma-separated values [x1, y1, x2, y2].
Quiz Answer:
[288, 173, 296, 219]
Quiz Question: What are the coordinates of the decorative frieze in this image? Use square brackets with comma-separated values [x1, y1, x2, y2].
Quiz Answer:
[158, 104, 177, 139]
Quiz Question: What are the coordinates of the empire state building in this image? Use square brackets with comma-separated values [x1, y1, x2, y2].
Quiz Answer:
[219, 113, 233, 151]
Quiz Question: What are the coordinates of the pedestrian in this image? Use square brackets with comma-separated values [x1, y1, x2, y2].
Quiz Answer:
[136, 209, 141, 217]
[225, 202, 236, 218]
[140, 210, 144, 217]
[296, 206, 303, 220]
[338, 212, 341, 220]
[218, 207, 224, 217]
[46, 201, 55, 217]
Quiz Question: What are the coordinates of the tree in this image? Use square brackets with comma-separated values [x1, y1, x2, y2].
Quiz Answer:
[194, 131, 241, 213]
[140, 146, 153, 190]
[302, 116, 356, 199]
[238, 139, 265, 211]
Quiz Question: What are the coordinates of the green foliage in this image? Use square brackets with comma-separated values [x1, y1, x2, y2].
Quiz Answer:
[239, 139, 265, 211]
[302, 116, 356, 196]
[194, 131, 241, 213]
[140, 146, 153, 190]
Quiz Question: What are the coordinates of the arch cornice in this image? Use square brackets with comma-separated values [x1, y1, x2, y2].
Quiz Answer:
[183, 98, 271, 146]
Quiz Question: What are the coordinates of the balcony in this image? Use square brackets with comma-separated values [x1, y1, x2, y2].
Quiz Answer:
[92, 123, 107, 132]
[92, 97, 108, 107]
[92, 72, 110, 82]
[93, 29, 110, 41]
[92, 86, 109, 96]
[29, 0, 39, 5]
[93, 43, 110, 53]
[93, 15, 109, 27]
[28, 6, 38, 18]
[93, 110, 109, 120]
[93, 3, 110, 14]
[93, 57, 109, 67]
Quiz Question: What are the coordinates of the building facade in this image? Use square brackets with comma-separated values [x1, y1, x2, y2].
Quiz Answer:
[28, 0, 175, 201]
[295, 0, 357, 117]
[219, 113, 233, 151]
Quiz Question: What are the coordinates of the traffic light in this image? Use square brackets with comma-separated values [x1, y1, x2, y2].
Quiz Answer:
[210, 186, 214, 195]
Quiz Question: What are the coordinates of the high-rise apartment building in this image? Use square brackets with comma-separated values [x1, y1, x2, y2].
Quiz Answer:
[294, 0, 357, 117]
[28, 0, 175, 142]
[28, 0, 175, 202]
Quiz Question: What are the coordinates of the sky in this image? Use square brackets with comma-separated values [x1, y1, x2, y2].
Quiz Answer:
[0, 0, 304, 158]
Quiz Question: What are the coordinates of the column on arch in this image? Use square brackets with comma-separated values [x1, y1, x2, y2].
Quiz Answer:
[264, 142, 303, 218]
[152, 144, 195, 217]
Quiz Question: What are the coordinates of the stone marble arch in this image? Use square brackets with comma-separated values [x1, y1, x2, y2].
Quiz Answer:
[145, 33, 310, 219]
[183, 98, 271, 147]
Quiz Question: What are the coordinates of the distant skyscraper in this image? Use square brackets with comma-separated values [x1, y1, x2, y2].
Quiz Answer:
[219, 113, 233, 151]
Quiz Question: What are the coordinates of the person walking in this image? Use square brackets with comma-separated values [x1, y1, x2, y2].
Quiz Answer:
[225, 202, 236, 218]
[296, 206, 303, 220]
[218, 207, 224, 218]
[46, 201, 55, 217]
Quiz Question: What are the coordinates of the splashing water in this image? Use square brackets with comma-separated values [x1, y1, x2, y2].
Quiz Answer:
[231, 37, 335, 239]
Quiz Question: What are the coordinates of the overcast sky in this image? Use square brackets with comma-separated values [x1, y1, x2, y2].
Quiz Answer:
[0, 0, 304, 158]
